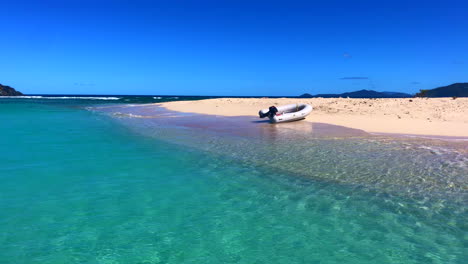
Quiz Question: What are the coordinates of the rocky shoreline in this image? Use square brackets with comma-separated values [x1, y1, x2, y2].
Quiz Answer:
[0, 84, 23, 96]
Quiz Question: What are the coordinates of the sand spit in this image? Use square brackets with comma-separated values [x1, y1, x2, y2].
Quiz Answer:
[160, 98, 468, 137]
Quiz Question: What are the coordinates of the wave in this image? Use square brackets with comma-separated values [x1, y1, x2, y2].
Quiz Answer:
[111, 112, 152, 118]
[152, 96, 178, 100]
[0, 96, 121, 100]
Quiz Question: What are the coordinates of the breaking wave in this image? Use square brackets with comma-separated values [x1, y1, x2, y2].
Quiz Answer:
[0, 96, 121, 100]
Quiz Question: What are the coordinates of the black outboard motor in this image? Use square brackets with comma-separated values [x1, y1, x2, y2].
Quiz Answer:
[259, 106, 279, 118]
[268, 106, 278, 117]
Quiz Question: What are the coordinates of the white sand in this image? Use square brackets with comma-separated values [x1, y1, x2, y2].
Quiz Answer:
[159, 98, 468, 137]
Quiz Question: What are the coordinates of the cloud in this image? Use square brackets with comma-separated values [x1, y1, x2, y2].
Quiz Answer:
[411, 81, 421, 85]
[343, 52, 352, 59]
[339, 77, 369, 80]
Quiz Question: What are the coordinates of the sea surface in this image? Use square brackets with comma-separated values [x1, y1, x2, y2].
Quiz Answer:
[0, 96, 467, 263]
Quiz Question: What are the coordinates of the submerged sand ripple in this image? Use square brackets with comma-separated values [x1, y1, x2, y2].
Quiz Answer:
[91, 104, 468, 212]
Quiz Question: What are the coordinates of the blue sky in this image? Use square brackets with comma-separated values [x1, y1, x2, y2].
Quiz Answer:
[1, 0, 467, 96]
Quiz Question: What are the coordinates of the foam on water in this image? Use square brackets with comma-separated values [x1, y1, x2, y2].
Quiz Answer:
[0, 95, 121, 100]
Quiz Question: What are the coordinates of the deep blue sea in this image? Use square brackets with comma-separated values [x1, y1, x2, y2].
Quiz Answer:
[0, 96, 466, 263]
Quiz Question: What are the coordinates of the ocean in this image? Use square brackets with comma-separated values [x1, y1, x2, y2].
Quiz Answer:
[0, 96, 466, 263]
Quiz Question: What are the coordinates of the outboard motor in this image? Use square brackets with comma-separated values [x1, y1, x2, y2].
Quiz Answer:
[259, 106, 279, 118]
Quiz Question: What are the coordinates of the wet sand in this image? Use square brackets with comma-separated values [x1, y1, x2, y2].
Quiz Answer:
[159, 97, 468, 137]
[94, 104, 370, 140]
[94, 103, 468, 153]
[93, 103, 468, 204]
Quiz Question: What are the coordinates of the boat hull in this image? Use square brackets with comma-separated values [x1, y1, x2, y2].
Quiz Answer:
[259, 104, 313, 123]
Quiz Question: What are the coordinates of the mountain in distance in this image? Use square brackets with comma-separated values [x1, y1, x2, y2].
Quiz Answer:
[299, 89, 412, 98]
[0, 84, 23, 96]
[415, 83, 468, 97]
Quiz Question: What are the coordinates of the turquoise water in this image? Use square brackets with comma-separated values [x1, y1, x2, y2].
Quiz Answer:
[0, 100, 466, 263]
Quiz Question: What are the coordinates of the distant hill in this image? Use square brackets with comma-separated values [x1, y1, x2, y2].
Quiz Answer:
[415, 83, 468, 97]
[0, 84, 23, 96]
[299, 89, 412, 98]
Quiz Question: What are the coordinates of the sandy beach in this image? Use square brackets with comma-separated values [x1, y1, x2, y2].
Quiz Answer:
[160, 97, 468, 137]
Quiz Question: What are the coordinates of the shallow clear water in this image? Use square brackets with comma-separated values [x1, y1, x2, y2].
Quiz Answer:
[0, 100, 466, 263]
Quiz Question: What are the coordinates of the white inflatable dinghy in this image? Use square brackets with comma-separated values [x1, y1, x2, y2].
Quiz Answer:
[258, 104, 313, 123]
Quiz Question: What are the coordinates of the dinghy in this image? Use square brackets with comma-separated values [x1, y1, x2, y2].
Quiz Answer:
[258, 104, 313, 123]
